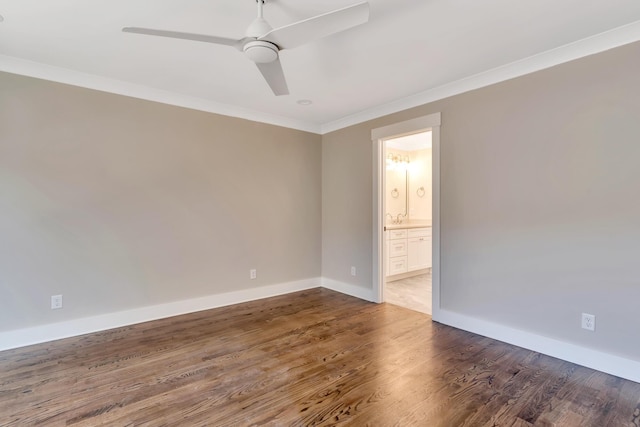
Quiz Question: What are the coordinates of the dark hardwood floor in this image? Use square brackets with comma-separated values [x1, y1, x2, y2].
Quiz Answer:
[1, 288, 639, 426]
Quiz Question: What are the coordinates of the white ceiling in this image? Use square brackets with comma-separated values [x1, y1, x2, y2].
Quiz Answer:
[1, 1, 640, 134]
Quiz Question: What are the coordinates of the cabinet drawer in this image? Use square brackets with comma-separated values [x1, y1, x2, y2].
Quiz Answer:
[388, 256, 408, 275]
[388, 239, 407, 257]
[408, 227, 432, 238]
[408, 236, 430, 244]
[387, 229, 407, 240]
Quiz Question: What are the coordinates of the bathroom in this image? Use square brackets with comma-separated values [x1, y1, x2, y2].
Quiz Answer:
[384, 130, 433, 314]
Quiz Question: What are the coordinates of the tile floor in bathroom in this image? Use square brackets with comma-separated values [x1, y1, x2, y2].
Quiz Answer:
[384, 269, 432, 315]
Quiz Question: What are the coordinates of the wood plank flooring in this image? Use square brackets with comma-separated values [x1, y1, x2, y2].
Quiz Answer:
[1, 288, 639, 426]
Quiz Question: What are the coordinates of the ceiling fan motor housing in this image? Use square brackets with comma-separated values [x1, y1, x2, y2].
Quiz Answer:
[243, 40, 279, 63]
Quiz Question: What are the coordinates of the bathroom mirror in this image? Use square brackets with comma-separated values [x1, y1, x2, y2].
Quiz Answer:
[385, 132, 433, 224]
[386, 164, 407, 220]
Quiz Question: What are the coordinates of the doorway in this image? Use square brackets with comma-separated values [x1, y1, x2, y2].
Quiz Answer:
[371, 113, 441, 320]
[384, 131, 433, 314]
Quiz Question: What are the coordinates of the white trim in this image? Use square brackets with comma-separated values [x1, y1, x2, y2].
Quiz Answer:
[0, 55, 321, 135]
[321, 278, 376, 302]
[3, 277, 639, 384]
[373, 136, 385, 304]
[437, 309, 640, 384]
[370, 114, 442, 141]
[0, 278, 320, 352]
[321, 20, 640, 134]
[371, 113, 441, 311]
[430, 124, 442, 321]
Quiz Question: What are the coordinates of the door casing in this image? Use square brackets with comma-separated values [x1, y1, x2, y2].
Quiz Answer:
[371, 113, 441, 320]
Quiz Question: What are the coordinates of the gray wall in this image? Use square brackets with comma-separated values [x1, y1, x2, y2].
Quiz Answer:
[322, 41, 640, 361]
[0, 72, 321, 332]
[3, 40, 639, 363]
[322, 124, 374, 287]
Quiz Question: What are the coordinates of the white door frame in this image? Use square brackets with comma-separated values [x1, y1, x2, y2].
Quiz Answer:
[371, 113, 442, 321]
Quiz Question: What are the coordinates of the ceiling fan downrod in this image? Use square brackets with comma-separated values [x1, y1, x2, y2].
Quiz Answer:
[244, 0, 278, 63]
[257, 0, 265, 18]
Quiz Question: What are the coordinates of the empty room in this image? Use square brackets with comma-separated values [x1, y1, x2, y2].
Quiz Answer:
[1, 1, 640, 425]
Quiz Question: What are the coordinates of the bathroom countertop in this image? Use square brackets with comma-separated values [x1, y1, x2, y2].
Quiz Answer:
[385, 220, 432, 230]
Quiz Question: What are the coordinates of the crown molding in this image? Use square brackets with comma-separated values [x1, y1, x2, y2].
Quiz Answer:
[0, 55, 322, 134]
[320, 20, 640, 134]
[2, 20, 639, 135]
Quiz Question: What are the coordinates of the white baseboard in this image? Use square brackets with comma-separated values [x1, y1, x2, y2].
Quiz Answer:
[0, 278, 321, 352]
[436, 309, 640, 384]
[4, 281, 639, 385]
[321, 277, 376, 302]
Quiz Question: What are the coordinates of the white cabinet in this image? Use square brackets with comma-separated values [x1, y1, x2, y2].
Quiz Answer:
[388, 229, 407, 240]
[386, 227, 431, 277]
[386, 229, 407, 276]
[388, 256, 408, 275]
[407, 228, 432, 271]
[388, 238, 407, 257]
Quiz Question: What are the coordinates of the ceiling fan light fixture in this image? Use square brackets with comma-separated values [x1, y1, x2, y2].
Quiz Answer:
[243, 40, 278, 63]
[122, 1, 369, 96]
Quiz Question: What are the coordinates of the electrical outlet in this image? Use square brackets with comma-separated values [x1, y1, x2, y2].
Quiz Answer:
[350, 266, 357, 276]
[250, 269, 257, 280]
[581, 313, 595, 331]
[51, 295, 63, 310]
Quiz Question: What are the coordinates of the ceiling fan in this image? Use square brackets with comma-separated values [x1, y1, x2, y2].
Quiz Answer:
[123, 0, 370, 96]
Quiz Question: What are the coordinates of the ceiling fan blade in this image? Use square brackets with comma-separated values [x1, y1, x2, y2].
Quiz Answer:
[123, 27, 244, 49]
[259, 1, 369, 50]
[255, 59, 289, 96]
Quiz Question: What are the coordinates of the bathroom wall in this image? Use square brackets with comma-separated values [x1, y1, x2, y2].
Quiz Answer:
[408, 148, 433, 220]
[385, 147, 432, 221]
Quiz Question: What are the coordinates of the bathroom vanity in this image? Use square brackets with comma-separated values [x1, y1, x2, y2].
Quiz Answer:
[386, 223, 432, 278]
